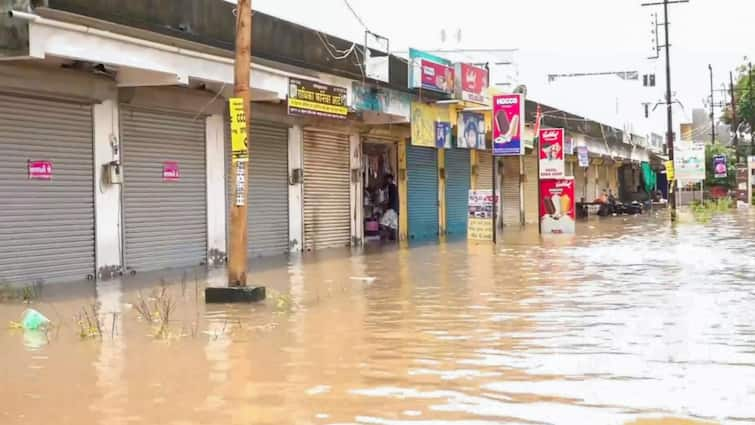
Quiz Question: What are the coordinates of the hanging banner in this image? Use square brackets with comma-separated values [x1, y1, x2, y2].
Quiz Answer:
[539, 178, 576, 235]
[435, 121, 452, 149]
[564, 137, 574, 156]
[28, 160, 53, 180]
[674, 142, 705, 182]
[492, 94, 524, 156]
[454, 63, 489, 104]
[287, 78, 348, 120]
[539, 128, 565, 178]
[162, 161, 180, 182]
[408, 48, 455, 95]
[577, 146, 589, 168]
[228, 97, 248, 159]
[665, 160, 675, 182]
[457, 112, 486, 149]
[468, 189, 497, 241]
[713, 155, 728, 179]
[411, 102, 447, 147]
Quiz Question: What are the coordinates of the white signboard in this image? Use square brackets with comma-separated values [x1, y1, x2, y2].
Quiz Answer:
[674, 142, 706, 183]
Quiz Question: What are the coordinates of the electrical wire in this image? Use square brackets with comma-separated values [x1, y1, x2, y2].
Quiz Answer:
[342, 0, 368, 29]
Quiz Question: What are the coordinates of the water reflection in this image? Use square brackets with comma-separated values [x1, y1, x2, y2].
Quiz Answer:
[1, 211, 755, 424]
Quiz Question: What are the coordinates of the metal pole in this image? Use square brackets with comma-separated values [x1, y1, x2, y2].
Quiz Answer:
[731, 71, 739, 163]
[709, 64, 716, 144]
[492, 154, 497, 243]
[663, 0, 677, 219]
[228, 0, 252, 287]
[750, 62, 753, 157]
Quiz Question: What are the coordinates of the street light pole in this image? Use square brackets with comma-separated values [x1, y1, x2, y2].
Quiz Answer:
[228, 0, 252, 287]
[709, 64, 716, 144]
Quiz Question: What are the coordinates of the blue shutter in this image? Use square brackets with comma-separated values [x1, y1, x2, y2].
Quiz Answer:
[445, 149, 470, 237]
[407, 146, 438, 241]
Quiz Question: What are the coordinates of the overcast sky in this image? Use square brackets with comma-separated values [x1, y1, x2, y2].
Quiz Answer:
[239, 0, 755, 137]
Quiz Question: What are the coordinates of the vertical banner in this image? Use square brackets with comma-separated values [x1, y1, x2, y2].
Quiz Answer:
[577, 146, 590, 168]
[457, 112, 486, 149]
[665, 160, 675, 183]
[229, 97, 249, 207]
[468, 189, 497, 240]
[492, 94, 524, 156]
[539, 128, 565, 178]
[713, 155, 728, 179]
[435, 121, 452, 149]
[539, 178, 576, 234]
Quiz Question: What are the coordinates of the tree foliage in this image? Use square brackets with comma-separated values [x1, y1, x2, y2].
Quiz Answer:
[721, 62, 754, 138]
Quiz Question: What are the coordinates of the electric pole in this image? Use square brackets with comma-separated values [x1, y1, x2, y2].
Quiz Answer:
[642, 0, 688, 219]
[228, 0, 252, 287]
[731, 71, 739, 162]
[709, 64, 716, 144]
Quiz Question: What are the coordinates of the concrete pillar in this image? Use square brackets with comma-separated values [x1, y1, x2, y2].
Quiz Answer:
[437, 148, 446, 235]
[349, 134, 363, 246]
[93, 98, 122, 275]
[205, 114, 226, 263]
[398, 138, 408, 241]
[288, 125, 303, 252]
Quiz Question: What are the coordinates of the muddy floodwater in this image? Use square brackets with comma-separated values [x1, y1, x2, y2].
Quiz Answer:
[2, 211, 755, 425]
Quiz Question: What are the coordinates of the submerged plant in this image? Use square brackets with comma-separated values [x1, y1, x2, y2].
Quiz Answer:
[75, 302, 104, 339]
[134, 287, 176, 339]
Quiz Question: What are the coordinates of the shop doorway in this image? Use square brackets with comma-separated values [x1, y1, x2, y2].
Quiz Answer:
[362, 139, 399, 244]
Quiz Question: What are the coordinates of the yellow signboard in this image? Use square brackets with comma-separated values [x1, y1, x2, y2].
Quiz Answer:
[468, 218, 493, 241]
[665, 160, 675, 182]
[228, 97, 248, 159]
[411, 102, 453, 147]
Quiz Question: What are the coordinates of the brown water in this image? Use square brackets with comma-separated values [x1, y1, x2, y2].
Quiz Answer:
[2, 211, 755, 425]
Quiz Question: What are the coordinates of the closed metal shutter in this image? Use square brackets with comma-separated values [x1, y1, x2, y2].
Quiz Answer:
[523, 154, 539, 224]
[575, 166, 588, 202]
[445, 149, 470, 236]
[587, 163, 598, 202]
[303, 129, 351, 251]
[226, 121, 290, 257]
[407, 145, 438, 241]
[502, 156, 520, 226]
[598, 163, 609, 198]
[0, 93, 94, 284]
[607, 164, 619, 196]
[121, 107, 207, 272]
[477, 151, 494, 191]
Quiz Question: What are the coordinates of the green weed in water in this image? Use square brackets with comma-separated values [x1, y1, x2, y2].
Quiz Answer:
[690, 198, 733, 222]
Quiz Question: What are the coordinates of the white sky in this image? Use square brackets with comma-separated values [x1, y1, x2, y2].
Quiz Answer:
[240, 0, 755, 137]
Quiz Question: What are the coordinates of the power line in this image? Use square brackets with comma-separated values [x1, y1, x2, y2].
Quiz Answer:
[342, 0, 368, 29]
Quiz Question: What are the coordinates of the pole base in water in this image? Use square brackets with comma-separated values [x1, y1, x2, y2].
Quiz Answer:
[205, 286, 266, 304]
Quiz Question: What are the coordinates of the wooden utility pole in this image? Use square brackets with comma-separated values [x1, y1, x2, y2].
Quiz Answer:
[228, 0, 252, 287]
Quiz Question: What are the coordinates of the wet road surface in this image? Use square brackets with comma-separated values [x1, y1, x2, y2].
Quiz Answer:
[1, 211, 755, 425]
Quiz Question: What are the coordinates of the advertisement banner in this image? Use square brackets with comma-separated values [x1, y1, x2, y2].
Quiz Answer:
[411, 102, 447, 147]
[665, 160, 675, 182]
[674, 142, 706, 182]
[457, 112, 486, 149]
[539, 128, 566, 178]
[409, 49, 455, 95]
[435, 121, 452, 149]
[28, 160, 52, 180]
[492, 94, 524, 156]
[713, 155, 728, 179]
[468, 189, 497, 241]
[577, 146, 589, 168]
[228, 98, 248, 159]
[287, 78, 348, 120]
[352, 82, 412, 121]
[564, 137, 574, 155]
[162, 161, 180, 182]
[539, 178, 576, 235]
[455, 63, 489, 104]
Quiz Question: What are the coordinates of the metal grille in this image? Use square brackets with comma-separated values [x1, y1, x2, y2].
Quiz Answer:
[445, 149, 470, 237]
[121, 107, 207, 272]
[502, 156, 520, 226]
[0, 93, 95, 284]
[477, 151, 494, 191]
[226, 121, 290, 257]
[303, 129, 351, 251]
[407, 146, 438, 241]
[523, 155, 539, 224]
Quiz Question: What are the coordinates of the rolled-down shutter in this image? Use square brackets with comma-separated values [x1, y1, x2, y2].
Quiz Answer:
[523, 154, 539, 224]
[303, 129, 351, 251]
[575, 165, 588, 202]
[445, 149, 470, 236]
[477, 151, 494, 191]
[502, 156, 520, 226]
[0, 93, 95, 284]
[121, 107, 207, 272]
[407, 145, 438, 241]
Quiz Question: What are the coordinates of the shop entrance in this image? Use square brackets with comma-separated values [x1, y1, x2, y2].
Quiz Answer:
[362, 139, 399, 244]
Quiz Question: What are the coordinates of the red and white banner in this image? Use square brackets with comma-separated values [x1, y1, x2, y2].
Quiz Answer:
[28, 160, 53, 180]
[455, 63, 489, 104]
[539, 178, 576, 235]
[162, 161, 180, 182]
[539, 128, 565, 179]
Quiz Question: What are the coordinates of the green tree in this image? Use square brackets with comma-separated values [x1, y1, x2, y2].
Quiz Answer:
[721, 62, 754, 157]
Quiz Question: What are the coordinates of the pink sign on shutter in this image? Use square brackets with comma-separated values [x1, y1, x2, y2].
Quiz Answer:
[162, 161, 180, 182]
[28, 160, 53, 180]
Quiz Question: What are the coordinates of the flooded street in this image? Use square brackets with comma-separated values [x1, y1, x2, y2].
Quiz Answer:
[2, 211, 755, 425]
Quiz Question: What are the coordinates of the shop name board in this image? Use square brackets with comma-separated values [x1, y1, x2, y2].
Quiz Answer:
[162, 161, 180, 181]
[352, 82, 412, 121]
[287, 78, 348, 120]
[408, 48, 455, 95]
[28, 160, 52, 180]
[539, 128, 566, 179]
[455, 63, 489, 104]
